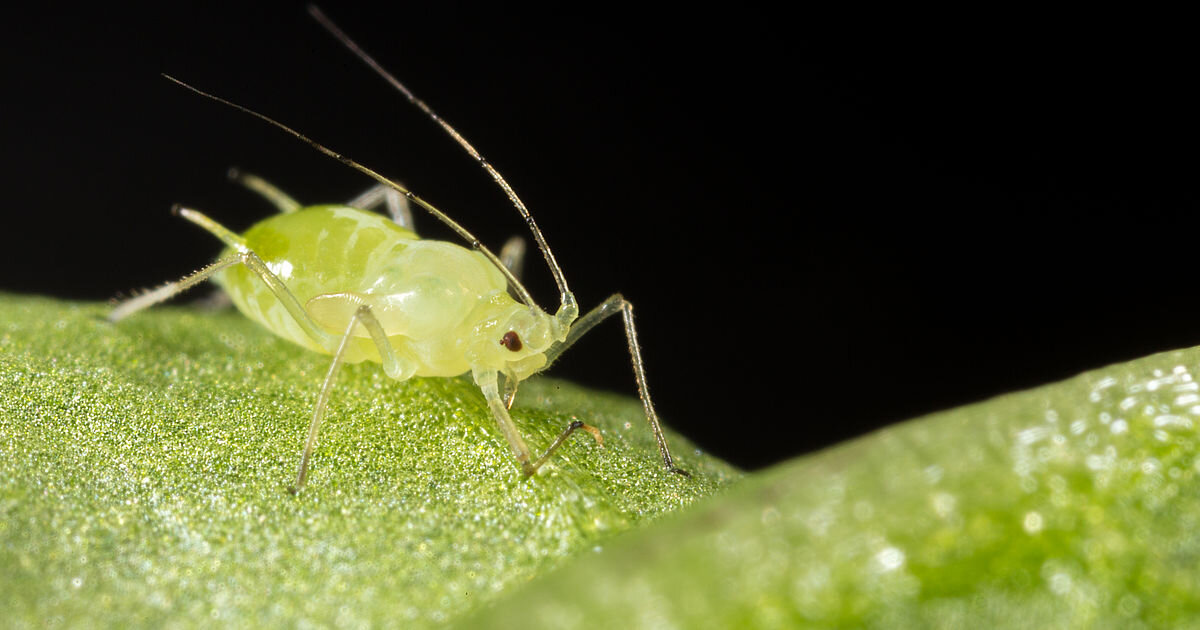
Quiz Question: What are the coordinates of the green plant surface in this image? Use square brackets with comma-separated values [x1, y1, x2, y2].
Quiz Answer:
[9, 292, 1200, 629]
[468, 336, 1200, 628]
[0, 294, 739, 628]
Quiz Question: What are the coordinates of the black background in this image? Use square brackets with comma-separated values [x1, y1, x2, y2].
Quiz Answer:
[4, 6, 1199, 470]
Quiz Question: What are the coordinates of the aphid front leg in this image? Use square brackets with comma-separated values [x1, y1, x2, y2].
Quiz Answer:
[544, 294, 689, 477]
[474, 368, 602, 476]
[499, 236, 525, 281]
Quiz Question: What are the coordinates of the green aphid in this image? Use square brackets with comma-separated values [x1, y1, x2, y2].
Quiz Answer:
[111, 7, 688, 492]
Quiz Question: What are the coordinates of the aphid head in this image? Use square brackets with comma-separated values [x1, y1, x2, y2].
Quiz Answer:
[469, 298, 563, 381]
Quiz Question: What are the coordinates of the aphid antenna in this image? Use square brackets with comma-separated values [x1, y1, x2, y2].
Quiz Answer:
[307, 5, 575, 313]
[160, 74, 540, 312]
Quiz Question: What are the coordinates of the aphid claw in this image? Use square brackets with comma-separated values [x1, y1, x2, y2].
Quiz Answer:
[580, 423, 604, 447]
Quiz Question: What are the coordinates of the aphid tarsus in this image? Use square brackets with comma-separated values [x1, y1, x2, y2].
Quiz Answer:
[111, 7, 687, 491]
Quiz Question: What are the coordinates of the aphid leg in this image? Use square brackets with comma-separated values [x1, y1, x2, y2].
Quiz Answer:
[107, 205, 252, 322]
[499, 237, 525, 281]
[112, 206, 340, 351]
[346, 184, 387, 211]
[292, 304, 406, 492]
[384, 186, 413, 229]
[108, 256, 241, 322]
[543, 293, 689, 477]
[532, 421, 604, 472]
[227, 168, 301, 214]
[475, 369, 602, 476]
[346, 183, 414, 229]
[501, 372, 520, 411]
[474, 368, 535, 474]
[165, 209, 419, 490]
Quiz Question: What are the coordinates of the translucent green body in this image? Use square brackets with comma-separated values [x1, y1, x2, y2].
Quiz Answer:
[215, 205, 557, 380]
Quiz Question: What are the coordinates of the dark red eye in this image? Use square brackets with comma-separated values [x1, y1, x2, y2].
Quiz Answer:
[500, 331, 522, 352]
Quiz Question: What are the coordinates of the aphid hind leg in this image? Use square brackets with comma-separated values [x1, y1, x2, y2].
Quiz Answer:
[108, 205, 255, 322]
[112, 206, 338, 352]
[291, 304, 407, 492]
[109, 256, 241, 322]
[543, 294, 689, 477]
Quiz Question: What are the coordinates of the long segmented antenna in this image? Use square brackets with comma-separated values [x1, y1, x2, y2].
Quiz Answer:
[307, 5, 573, 304]
[161, 74, 539, 312]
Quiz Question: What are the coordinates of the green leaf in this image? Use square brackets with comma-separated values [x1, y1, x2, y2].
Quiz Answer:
[10, 292, 1200, 628]
[0, 294, 739, 627]
[467, 331, 1200, 628]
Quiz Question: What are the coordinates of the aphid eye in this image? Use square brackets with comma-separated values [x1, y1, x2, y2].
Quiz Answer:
[499, 331, 522, 352]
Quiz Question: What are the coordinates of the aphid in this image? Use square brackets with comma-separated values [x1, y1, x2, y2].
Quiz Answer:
[110, 6, 688, 491]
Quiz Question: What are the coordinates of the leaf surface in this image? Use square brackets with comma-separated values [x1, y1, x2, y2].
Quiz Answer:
[0, 294, 737, 627]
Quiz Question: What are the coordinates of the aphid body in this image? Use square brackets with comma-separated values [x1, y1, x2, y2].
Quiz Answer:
[222, 202, 554, 383]
[111, 7, 686, 491]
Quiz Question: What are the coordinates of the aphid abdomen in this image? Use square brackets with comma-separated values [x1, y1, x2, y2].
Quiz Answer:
[215, 205, 416, 354]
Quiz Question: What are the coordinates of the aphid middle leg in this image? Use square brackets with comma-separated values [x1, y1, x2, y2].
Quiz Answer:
[346, 183, 414, 229]
[291, 304, 404, 492]
[543, 293, 689, 477]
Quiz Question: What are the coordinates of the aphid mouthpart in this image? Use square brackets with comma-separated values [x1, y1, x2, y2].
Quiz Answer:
[112, 6, 689, 490]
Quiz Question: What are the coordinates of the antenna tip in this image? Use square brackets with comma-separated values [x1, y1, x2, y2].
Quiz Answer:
[226, 167, 242, 181]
